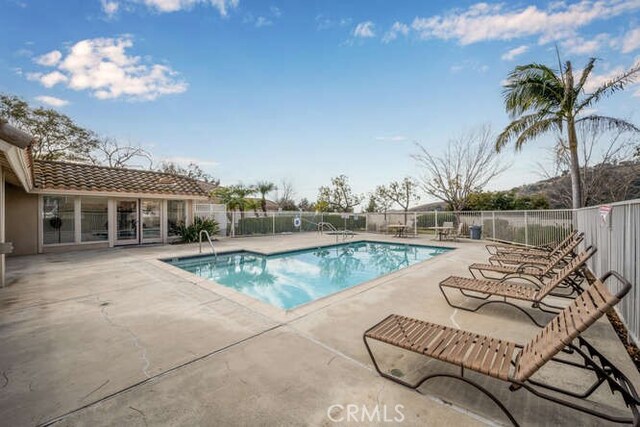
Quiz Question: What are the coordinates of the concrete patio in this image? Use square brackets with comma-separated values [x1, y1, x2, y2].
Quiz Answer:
[0, 233, 637, 426]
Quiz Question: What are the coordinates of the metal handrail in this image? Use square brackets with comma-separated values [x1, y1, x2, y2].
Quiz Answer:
[317, 222, 338, 233]
[199, 230, 217, 259]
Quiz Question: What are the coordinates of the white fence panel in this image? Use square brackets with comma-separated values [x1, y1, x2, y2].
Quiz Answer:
[575, 199, 640, 345]
[193, 203, 227, 236]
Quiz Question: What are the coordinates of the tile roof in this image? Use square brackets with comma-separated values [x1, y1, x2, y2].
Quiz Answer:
[33, 160, 209, 197]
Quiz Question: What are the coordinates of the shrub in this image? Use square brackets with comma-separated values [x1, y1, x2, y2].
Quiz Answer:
[177, 217, 220, 243]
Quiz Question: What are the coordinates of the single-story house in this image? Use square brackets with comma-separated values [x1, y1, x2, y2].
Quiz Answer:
[1, 120, 215, 264]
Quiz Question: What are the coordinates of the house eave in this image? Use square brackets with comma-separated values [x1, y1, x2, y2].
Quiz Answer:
[0, 140, 33, 192]
[30, 187, 209, 200]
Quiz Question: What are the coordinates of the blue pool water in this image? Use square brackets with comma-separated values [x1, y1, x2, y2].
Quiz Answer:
[166, 241, 451, 309]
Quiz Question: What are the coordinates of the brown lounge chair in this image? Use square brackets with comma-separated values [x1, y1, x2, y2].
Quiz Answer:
[363, 271, 638, 426]
[487, 231, 583, 267]
[468, 233, 585, 283]
[439, 247, 596, 326]
[486, 230, 579, 257]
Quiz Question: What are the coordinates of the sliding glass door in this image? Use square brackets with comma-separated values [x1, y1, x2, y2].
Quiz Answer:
[141, 200, 162, 243]
[116, 200, 138, 245]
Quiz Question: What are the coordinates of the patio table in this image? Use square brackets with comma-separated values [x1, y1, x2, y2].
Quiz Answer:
[428, 226, 453, 241]
[387, 224, 408, 238]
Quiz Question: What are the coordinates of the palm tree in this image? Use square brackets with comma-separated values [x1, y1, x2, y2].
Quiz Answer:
[255, 181, 275, 215]
[212, 185, 256, 219]
[496, 56, 640, 208]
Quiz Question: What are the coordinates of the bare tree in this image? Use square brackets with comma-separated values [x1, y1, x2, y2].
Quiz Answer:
[538, 127, 640, 206]
[156, 161, 219, 184]
[317, 175, 363, 212]
[372, 186, 394, 220]
[276, 179, 296, 210]
[413, 125, 508, 211]
[376, 177, 420, 223]
[90, 137, 153, 168]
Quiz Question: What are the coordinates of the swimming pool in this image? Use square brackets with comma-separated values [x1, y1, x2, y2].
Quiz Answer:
[166, 241, 451, 310]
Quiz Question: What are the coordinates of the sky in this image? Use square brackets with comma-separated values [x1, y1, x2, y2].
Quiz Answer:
[1, 0, 639, 206]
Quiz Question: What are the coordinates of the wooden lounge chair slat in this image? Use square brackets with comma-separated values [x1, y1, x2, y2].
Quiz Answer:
[450, 331, 476, 363]
[514, 277, 621, 381]
[412, 324, 442, 352]
[365, 315, 517, 381]
[490, 340, 509, 377]
[478, 233, 584, 277]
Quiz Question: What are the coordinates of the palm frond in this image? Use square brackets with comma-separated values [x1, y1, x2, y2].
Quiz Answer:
[576, 115, 640, 134]
[576, 58, 597, 93]
[514, 118, 559, 150]
[576, 62, 640, 112]
[495, 111, 556, 151]
[503, 63, 564, 117]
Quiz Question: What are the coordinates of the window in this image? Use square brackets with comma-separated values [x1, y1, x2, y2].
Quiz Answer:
[81, 198, 108, 242]
[42, 196, 75, 244]
[167, 200, 186, 237]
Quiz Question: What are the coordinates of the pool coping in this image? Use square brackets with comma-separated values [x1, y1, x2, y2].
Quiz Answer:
[151, 238, 458, 323]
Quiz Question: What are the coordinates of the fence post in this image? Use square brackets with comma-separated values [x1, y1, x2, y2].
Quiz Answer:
[414, 212, 417, 237]
[524, 211, 529, 246]
[231, 210, 236, 237]
[365, 213, 369, 233]
[272, 212, 275, 235]
[434, 210, 438, 227]
[492, 212, 496, 240]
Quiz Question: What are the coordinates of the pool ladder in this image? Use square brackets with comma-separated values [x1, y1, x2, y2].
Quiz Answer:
[317, 222, 354, 242]
[199, 230, 217, 260]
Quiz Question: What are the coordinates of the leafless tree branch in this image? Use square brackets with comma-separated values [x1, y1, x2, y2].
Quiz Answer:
[412, 125, 508, 211]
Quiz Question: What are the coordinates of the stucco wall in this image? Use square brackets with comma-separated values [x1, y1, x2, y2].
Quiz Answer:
[6, 184, 38, 256]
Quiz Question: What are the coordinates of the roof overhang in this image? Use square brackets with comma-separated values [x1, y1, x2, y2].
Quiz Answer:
[29, 187, 209, 200]
[0, 121, 34, 191]
[0, 119, 33, 149]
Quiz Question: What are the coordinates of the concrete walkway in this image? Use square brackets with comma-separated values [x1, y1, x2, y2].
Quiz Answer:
[0, 233, 637, 426]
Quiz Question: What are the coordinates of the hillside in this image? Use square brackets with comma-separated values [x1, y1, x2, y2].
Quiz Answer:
[513, 161, 640, 208]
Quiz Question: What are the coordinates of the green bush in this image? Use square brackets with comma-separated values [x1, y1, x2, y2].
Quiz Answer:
[177, 217, 220, 243]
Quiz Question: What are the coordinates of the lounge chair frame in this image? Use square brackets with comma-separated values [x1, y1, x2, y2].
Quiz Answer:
[485, 230, 579, 256]
[440, 247, 596, 326]
[470, 233, 584, 283]
[363, 271, 638, 426]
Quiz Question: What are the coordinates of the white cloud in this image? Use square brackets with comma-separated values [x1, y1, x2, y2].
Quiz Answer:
[353, 21, 375, 38]
[27, 36, 187, 101]
[382, 22, 409, 43]
[501, 45, 529, 61]
[27, 71, 69, 88]
[582, 66, 625, 92]
[450, 60, 489, 73]
[270, 5, 281, 18]
[410, 0, 640, 45]
[315, 15, 351, 30]
[34, 50, 62, 66]
[141, 0, 239, 16]
[375, 135, 408, 142]
[101, 0, 119, 18]
[255, 16, 272, 27]
[34, 95, 70, 107]
[562, 33, 610, 55]
[621, 28, 640, 53]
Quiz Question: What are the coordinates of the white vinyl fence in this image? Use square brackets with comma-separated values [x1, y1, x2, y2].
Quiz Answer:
[194, 204, 573, 245]
[575, 199, 640, 344]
